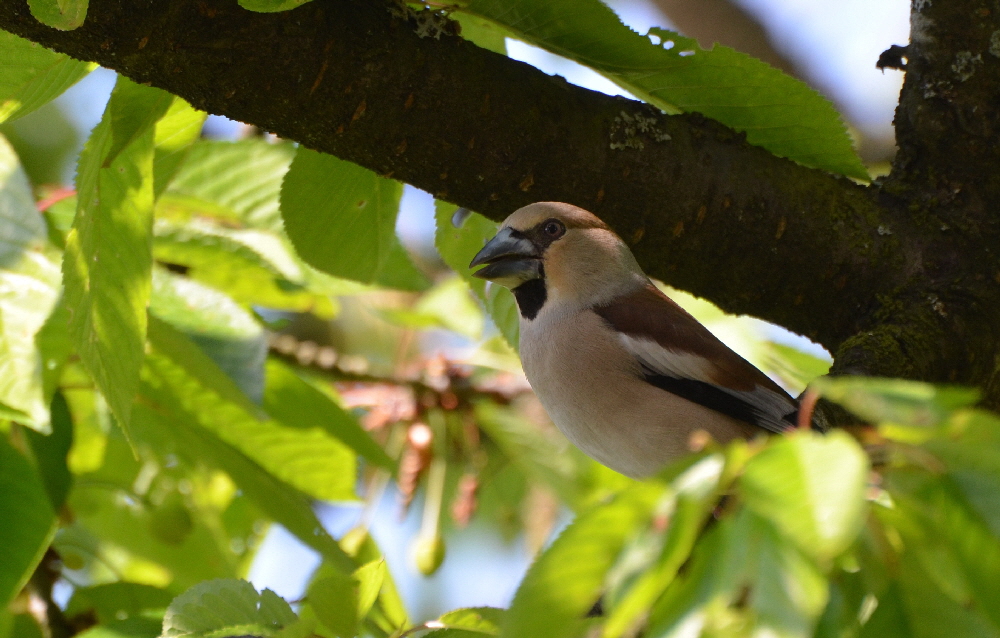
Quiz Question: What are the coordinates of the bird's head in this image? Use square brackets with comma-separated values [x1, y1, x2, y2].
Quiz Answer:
[470, 202, 646, 315]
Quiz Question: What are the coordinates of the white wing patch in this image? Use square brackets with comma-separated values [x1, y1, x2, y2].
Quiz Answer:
[618, 334, 796, 432]
[619, 334, 716, 382]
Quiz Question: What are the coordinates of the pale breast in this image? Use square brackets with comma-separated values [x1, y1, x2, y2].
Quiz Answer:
[518, 306, 751, 478]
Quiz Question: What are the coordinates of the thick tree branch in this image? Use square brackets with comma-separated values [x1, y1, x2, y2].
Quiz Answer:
[8, 0, 1000, 407]
[0, 0, 899, 353]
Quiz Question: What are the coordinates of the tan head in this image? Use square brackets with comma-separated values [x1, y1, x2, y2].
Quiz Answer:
[470, 202, 647, 318]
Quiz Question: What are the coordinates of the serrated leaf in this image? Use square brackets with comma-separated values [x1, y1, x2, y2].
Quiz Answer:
[455, 0, 867, 179]
[28, 0, 88, 29]
[162, 579, 296, 638]
[0, 435, 57, 607]
[741, 431, 868, 562]
[130, 395, 352, 574]
[434, 201, 518, 349]
[0, 32, 94, 123]
[153, 99, 207, 199]
[150, 268, 267, 402]
[425, 607, 504, 637]
[813, 376, 980, 427]
[64, 77, 174, 432]
[0, 133, 61, 430]
[144, 320, 358, 503]
[238, 0, 312, 12]
[167, 139, 295, 232]
[602, 456, 725, 638]
[501, 484, 661, 638]
[152, 211, 337, 315]
[264, 360, 395, 472]
[281, 148, 423, 288]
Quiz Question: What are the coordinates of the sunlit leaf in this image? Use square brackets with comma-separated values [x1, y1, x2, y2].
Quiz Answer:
[130, 396, 352, 573]
[238, 0, 312, 12]
[815, 376, 980, 427]
[0, 435, 57, 607]
[167, 139, 295, 232]
[0, 133, 61, 430]
[150, 268, 267, 402]
[264, 360, 395, 472]
[144, 321, 358, 502]
[741, 431, 868, 562]
[0, 32, 93, 123]
[64, 77, 173, 432]
[453, 0, 866, 179]
[281, 148, 424, 288]
[501, 484, 661, 638]
[28, 0, 88, 30]
[602, 456, 725, 638]
[424, 607, 504, 637]
[162, 578, 297, 638]
[153, 99, 207, 199]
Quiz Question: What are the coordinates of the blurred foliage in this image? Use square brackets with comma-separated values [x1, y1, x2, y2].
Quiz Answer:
[1, 3, 996, 638]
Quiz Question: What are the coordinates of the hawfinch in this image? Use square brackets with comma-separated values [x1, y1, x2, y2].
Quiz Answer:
[470, 202, 799, 478]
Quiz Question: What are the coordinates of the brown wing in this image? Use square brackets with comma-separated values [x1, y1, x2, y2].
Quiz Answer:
[593, 284, 797, 433]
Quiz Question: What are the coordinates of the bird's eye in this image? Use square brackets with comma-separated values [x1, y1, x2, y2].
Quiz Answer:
[542, 219, 565, 239]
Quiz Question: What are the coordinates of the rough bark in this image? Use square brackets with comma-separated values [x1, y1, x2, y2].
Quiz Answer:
[1, 0, 998, 405]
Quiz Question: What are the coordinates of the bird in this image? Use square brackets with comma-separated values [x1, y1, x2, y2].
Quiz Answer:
[469, 201, 801, 479]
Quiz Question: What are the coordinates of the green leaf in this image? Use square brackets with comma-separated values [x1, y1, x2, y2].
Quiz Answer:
[434, 201, 518, 349]
[153, 99, 207, 199]
[741, 431, 869, 562]
[0, 32, 94, 123]
[150, 268, 267, 402]
[0, 434, 57, 607]
[425, 607, 504, 637]
[307, 573, 357, 637]
[455, 0, 867, 179]
[0, 133, 61, 430]
[602, 456, 725, 638]
[162, 579, 297, 638]
[130, 397, 352, 573]
[813, 376, 980, 427]
[473, 401, 588, 507]
[152, 210, 337, 316]
[925, 436, 1000, 536]
[238, 0, 312, 12]
[64, 77, 174, 431]
[167, 139, 295, 232]
[281, 149, 421, 287]
[76, 618, 162, 638]
[372, 237, 430, 292]
[896, 553, 997, 638]
[27, 0, 88, 29]
[67, 582, 173, 625]
[353, 559, 386, 622]
[763, 340, 832, 392]
[23, 392, 73, 509]
[885, 467, 1000, 632]
[501, 484, 661, 638]
[735, 510, 829, 637]
[144, 321, 358, 503]
[264, 360, 395, 472]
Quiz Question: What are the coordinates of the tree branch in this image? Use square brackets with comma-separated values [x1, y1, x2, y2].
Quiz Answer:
[1, 0, 901, 353]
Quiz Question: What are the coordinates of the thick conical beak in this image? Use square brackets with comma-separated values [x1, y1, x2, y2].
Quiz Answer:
[469, 227, 542, 288]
